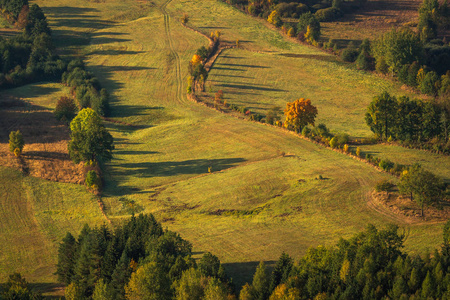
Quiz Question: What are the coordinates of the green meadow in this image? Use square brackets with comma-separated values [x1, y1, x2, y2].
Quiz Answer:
[0, 0, 447, 293]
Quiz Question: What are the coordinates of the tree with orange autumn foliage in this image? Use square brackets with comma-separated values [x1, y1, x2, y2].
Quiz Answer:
[284, 98, 318, 132]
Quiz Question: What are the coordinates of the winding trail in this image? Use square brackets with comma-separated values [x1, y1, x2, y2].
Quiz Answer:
[159, 0, 183, 103]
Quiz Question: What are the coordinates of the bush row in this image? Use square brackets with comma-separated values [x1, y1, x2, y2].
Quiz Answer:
[61, 59, 110, 116]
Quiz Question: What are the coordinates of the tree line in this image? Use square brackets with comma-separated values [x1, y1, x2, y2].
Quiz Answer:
[240, 222, 450, 300]
[0, 0, 65, 88]
[365, 91, 450, 154]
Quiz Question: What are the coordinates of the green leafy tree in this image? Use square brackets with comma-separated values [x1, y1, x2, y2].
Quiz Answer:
[125, 262, 172, 300]
[373, 27, 423, 73]
[365, 92, 397, 140]
[54, 96, 77, 122]
[398, 165, 444, 217]
[252, 261, 269, 300]
[65, 282, 83, 300]
[204, 278, 228, 300]
[174, 268, 205, 300]
[68, 108, 114, 164]
[297, 12, 320, 40]
[9, 130, 25, 155]
[239, 283, 255, 300]
[93, 279, 110, 300]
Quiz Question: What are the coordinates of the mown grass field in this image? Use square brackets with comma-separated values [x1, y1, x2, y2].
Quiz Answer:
[0, 0, 448, 294]
[0, 166, 105, 291]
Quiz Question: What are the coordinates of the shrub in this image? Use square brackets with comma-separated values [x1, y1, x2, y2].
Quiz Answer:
[297, 12, 320, 41]
[420, 71, 440, 95]
[397, 64, 410, 83]
[379, 159, 394, 171]
[301, 126, 311, 137]
[55, 96, 77, 122]
[85, 170, 101, 190]
[181, 13, 189, 24]
[341, 47, 359, 62]
[335, 133, 349, 146]
[407, 62, 420, 87]
[267, 10, 282, 27]
[315, 7, 341, 22]
[356, 147, 361, 157]
[329, 137, 338, 148]
[376, 58, 389, 74]
[196, 46, 209, 60]
[9, 130, 25, 155]
[356, 50, 374, 70]
[343, 144, 349, 153]
[375, 179, 395, 192]
[312, 123, 332, 138]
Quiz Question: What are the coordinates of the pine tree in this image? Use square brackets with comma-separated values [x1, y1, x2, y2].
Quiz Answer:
[269, 252, 293, 293]
[109, 251, 132, 300]
[56, 232, 78, 285]
[252, 261, 269, 300]
[421, 271, 435, 299]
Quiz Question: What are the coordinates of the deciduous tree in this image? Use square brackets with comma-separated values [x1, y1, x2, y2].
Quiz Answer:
[365, 92, 397, 140]
[284, 98, 318, 133]
[68, 108, 114, 164]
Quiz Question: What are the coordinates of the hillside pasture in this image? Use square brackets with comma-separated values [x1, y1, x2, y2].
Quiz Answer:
[0, 0, 447, 293]
[0, 166, 105, 294]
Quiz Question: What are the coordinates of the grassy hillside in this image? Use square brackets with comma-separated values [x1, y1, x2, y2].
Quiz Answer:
[0, 166, 105, 287]
[0, 0, 447, 293]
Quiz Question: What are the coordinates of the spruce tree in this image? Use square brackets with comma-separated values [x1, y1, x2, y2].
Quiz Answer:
[56, 232, 78, 285]
[252, 261, 269, 300]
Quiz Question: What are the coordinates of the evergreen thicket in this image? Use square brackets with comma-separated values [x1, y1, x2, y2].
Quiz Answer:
[56, 214, 233, 299]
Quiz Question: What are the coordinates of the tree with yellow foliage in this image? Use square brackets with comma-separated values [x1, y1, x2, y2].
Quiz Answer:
[284, 98, 318, 133]
[191, 54, 202, 66]
[267, 10, 282, 27]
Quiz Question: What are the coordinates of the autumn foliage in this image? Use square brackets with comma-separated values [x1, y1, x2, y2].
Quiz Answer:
[284, 98, 318, 132]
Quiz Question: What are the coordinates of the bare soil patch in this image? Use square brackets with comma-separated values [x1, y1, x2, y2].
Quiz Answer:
[0, 98, 85, 184]
[371, 191, 450, 223]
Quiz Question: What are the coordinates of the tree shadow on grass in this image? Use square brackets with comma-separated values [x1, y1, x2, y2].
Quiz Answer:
[212, 74, 255, 79]
[0, 106, 70, 144]
[110, 157, 246, 179]
[218, 63, 269, 69]
[217, 83, 286, 92]
[212, 66, 246, 72]
[278, 52, 340, 63]
[221, 55, 244, 59]
[3, 84, 60, 99]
